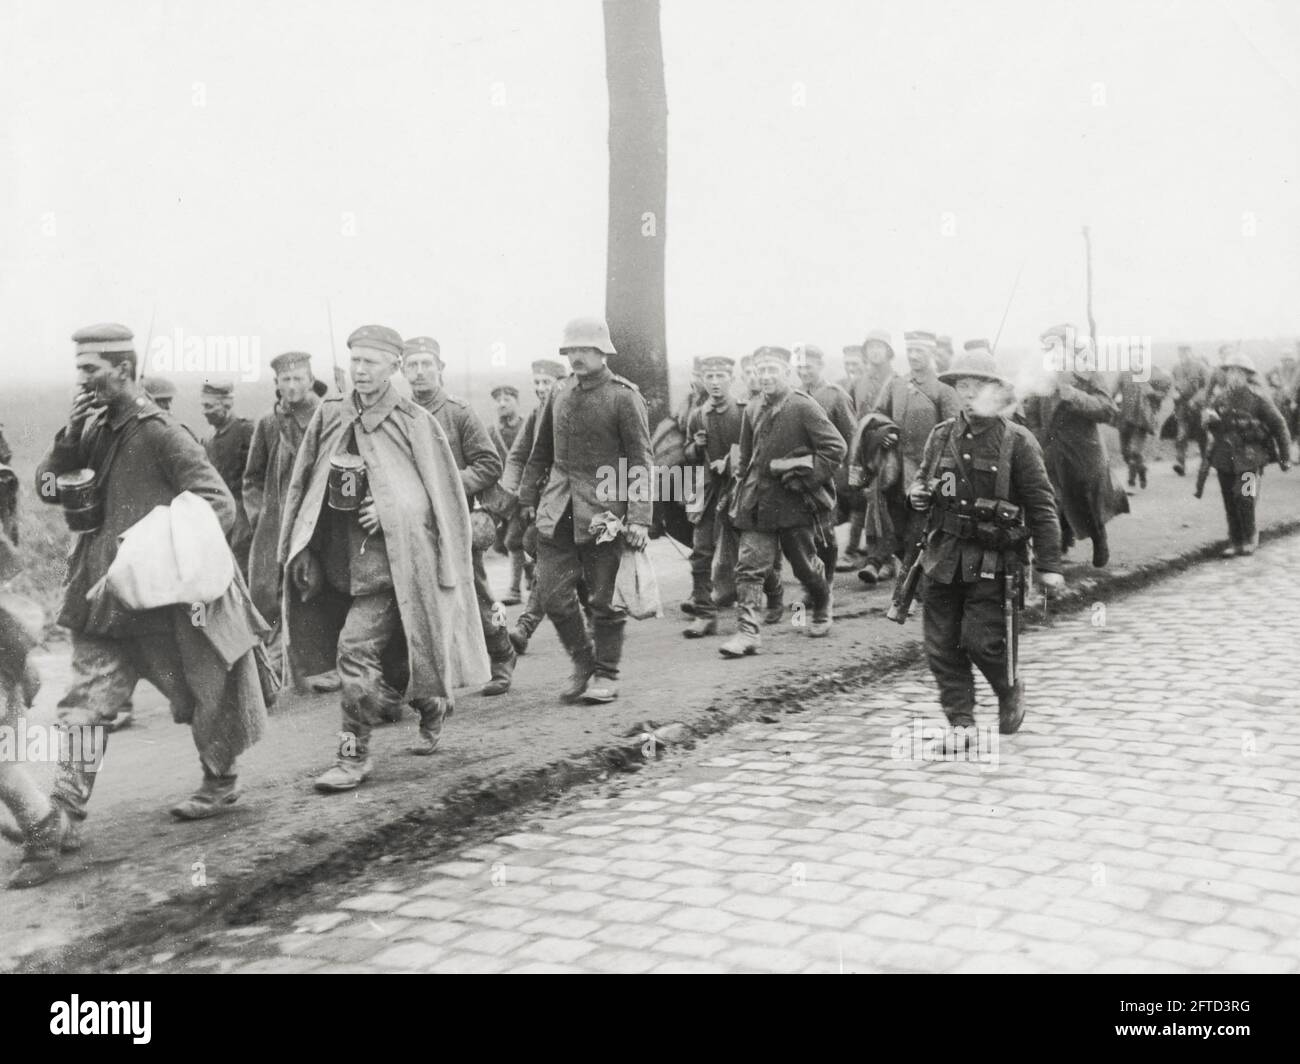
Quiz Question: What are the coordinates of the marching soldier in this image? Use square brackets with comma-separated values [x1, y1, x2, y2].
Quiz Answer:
[907, 347, 1064, 736]
[140, 376, 178, 412]
[505, 358, 568, 653]
[243, 352, 322, 627]
[201, 380, 255, 576]
[27, 323, 267, 887]
[794, 344, 854, 583]
[720, 345, 846, 657]
[1169, 344, 1211, 475]
[682, 356, 744, 635]
[866, 331, 961, 583]
[838, 345, 870, 567]
[1022, 324, 1128, 567]
[1199, 352, 1291, 556]
[403, 337, 516, 696]
[851, 329, 898, 414]
[490, 384, 528, 603]
[1115, 365, 1170, 489]
[517, 318, 653, 704]
[280, 325, 489, 790]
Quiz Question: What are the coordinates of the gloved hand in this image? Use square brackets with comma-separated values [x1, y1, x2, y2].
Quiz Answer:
[289, 550, 323, 603]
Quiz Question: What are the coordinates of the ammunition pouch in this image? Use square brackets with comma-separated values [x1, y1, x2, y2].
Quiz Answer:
[936, 497, 1029, 551]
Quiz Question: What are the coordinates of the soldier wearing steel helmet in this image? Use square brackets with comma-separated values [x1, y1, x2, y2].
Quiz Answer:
[517, 317, 654, 704]
[907, 347, 1064, 737]
[1198, 351, 1291, 557]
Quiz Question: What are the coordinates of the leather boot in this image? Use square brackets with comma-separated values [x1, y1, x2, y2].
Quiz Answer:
[481, 647, 517, 696]
[583, 623, 624, 704]
[763, 590, 785, 625]
[170, 772, 240, 820]
[410, 699, 452, 755]
[998, 680, 1026, 735]
[683, 617, 717, 639]
[7, 806, 70, 890]
[508, 625, 530, 655]
[314, 734, 373, 792]
[553, 612, 596, 703]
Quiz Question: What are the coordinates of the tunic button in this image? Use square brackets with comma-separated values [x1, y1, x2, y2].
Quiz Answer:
[963, 453, 972, 460]
[990, 465, 997, 471]
[961, 499, 970, 506]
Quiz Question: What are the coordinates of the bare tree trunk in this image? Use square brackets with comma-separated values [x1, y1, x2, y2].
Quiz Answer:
[603, 0, 669, 427]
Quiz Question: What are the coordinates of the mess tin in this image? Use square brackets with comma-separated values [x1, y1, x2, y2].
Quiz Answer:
[327, 453, 368, 512]
[56, 468, 103, 533]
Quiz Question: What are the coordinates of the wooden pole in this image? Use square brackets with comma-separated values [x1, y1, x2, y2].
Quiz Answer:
[603, 0, 669, 427]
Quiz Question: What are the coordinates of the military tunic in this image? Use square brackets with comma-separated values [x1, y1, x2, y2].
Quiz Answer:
[1204, 384, 1291, 548]
[729, 385, 846, 632]
[519, 365, 653, 681]
[911, 411, 1061, 723]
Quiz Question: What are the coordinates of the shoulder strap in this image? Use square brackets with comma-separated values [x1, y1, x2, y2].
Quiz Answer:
[994, 420, 1016, 500]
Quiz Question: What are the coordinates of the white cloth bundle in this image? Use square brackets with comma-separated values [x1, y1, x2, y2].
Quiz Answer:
[92, 491, 234, 609]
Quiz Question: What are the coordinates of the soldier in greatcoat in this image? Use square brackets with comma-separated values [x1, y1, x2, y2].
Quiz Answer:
[402, 336, 516, 696]
[279, 325, 489, 790]
[1021, 324, 1129, 567]
[25, 323, 267, 887]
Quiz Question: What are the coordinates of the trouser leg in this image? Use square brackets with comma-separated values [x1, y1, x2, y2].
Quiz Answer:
[1217, 470, 1243, 544]
[52, 634, 132, 822]
[712, 510, 739, 609]
[735, 531, 779, 635]
[846, 506, 865, 554]
[922, 577, 976, 722]
[689, 510, 719, 618]
[579, 536, 627, 681]
[779, 525, 830, 613]
[537, 510, 594, 665]
[959, 575, 1014, 702]
[337, 591, 404, 757]
[1235, 468, 1260, 542]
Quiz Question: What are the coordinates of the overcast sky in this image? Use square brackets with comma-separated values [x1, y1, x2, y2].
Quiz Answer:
[2, 0, 1297, 391]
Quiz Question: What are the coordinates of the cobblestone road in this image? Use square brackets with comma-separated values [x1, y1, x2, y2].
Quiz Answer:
[144, 536, 1300, 974]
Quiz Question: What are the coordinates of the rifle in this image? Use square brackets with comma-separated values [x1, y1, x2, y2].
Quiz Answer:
[886, 507, 931, 624]
[326, 299, 347, 394]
